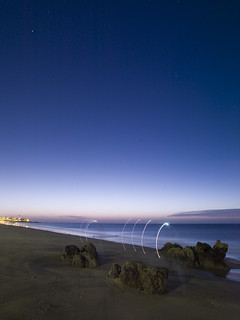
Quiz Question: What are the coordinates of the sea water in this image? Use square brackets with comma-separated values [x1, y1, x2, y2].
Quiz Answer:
[14, 221, 240, 282]
[16, 222, 240, 261]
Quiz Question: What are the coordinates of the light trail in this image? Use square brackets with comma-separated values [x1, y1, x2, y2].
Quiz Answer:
[85, 219, 98, 240]
[141, 219, 152, 254]
[155, 222, 169, 258]
[121, 218, 132, 250]
[131, 219, 141, 252]
[79, 219, 89, 243]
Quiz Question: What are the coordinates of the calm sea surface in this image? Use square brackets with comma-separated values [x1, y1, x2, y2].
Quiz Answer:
[16, 222, 240, 261]
[14, 221, 240, 282]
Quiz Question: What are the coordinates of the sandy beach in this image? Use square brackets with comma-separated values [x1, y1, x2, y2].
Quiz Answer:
[0, 224, 240, 320]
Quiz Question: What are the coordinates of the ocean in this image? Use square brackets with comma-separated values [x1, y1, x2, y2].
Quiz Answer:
[13, 221, 240, 282]
[15, 221, 240, 261]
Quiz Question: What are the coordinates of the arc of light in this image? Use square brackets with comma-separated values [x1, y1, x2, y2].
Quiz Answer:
[156, 222, 169, 258]
[141, 219, 152, 254]
[122, 218, 132, 250]
[131, 219, 141, 252]
[85, 219, 98, 240]
[79, 219, 89, 243]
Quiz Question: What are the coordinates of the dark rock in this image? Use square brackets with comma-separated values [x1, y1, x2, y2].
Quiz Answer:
[166, 246, 195, 266]
[72, 254, 86, 268]
[65, 245, 80, 258]
[81, 243, 98, 267]
[120, 261, 145, 289]
[160, 241, 230, 276]
[193, 241, 230, 276]
[61, 243, 98, 268]
[213, 240, 228, 261]
[142, 266, 168, 295]
[195, 242, 212, 253]
[183, 246, 195, 264]
[108, 263, 121, 279]
[160, 242, 183, 254]
[167, 247, 187, 261]
[112, 260, 168, 295]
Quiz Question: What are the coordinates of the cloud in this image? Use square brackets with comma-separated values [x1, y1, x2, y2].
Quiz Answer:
[168, 209, 240, 222]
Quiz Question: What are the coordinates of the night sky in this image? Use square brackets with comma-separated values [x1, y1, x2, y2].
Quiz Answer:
[1, 0, 240, 221]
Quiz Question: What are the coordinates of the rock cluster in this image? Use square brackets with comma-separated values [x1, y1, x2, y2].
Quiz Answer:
[160, 240, 230, 276]
[61, 243, 98, 268]
[108, 260, 168, 295]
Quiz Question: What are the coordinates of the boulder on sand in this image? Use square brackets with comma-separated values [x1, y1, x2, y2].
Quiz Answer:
[108, 260, 168, 295]
[81, 243, 98, 267]
[193, 241, 229, 275]
[183, 246, 195, 264]
[61, 243, 98, 268]
[213, 240, 228, 261]
[108, 263, 121, 279]
[160, 242, 183, 255]
[167, 247, 187, 261]
[119, 261, 146, 289]
[64, 244, 80, 260]
[160, 240, 230, 276]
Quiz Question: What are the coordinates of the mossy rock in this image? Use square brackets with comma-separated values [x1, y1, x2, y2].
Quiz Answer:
[142, 266, 168, 295]
[111, 260, 168, 295]
[108, 263, 121, 279]
[160, 242, 183, 254]
[120, 261, 145, 289]
[213, 240, 228, 261]
[183, 246, 195, 263]
[167, 247, 186, 261]
[61, 243, 98, 268]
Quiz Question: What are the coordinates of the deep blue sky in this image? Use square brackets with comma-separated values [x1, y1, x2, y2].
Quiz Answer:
[1, 0, 240, 221]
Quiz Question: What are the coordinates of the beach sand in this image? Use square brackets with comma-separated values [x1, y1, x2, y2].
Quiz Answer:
[0, 224, 240, 320]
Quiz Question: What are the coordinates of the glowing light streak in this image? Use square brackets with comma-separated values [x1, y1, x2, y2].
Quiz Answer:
[155, 222, 169, 258]
[131, 219, 141, 252]
[79, 219, 89, 243]
[85, 219, 98, 240]
[122, 218, 132, 250]
[141, 219, 152, 254]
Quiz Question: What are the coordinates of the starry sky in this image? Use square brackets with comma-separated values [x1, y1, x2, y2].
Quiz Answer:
[1, 0, 240, 222]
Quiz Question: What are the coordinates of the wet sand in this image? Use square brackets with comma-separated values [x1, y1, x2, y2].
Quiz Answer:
[0, 224, 240, 320]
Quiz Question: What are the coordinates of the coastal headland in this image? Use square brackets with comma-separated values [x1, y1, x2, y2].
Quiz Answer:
[0, 224, 240, 320]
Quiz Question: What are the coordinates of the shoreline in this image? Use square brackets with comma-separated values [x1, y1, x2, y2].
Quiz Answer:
[10, 221, 240, 267]
[225, 257, 240, 269]
[1, 224, 240, 320]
